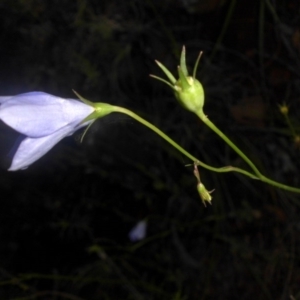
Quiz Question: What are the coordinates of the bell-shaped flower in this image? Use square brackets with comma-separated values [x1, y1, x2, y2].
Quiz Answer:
[0, 91, 96, 171]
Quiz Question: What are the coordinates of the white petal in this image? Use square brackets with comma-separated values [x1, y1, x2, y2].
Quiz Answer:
[8, 121, 90, 171]
[0, 92, 94, 138]
[0, 96, 12, 103]
[128, 220, 147, 242]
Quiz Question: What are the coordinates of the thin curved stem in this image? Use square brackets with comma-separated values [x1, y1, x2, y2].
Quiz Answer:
[197, 111, 261, 177]
[196, 111, 300, 193]
[283, 113, 297, 137]
[111, 106, 259, 180]
[259, 174, 300, 193]
[209, 0, 237, 62]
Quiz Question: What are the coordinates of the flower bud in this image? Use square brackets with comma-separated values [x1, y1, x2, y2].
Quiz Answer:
[196, 182, 213, 207]
[174, 74, 204, 112]
[278, 103, 289, 115]
[151, 46, 205, 114]
[193, 162, 214, 206]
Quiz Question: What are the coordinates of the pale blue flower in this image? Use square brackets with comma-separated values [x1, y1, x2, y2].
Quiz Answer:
[0, 92, 94, 171]
[128, 220, 147, 242]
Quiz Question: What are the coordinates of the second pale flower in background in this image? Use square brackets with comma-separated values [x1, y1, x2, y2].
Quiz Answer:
[128, 220, 147, 242]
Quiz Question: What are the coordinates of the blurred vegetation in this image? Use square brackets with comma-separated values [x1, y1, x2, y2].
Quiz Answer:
[0, 0, 300, 299]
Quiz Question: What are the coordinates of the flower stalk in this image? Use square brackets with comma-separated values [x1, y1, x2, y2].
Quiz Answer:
[151, 46, 300, 194]
[1, 47, 299, 195]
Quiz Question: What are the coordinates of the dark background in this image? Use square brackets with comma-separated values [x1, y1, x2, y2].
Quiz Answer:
[1, 0, 300, 299]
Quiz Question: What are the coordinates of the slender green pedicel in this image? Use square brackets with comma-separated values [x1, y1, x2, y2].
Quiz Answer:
[151, 46, 300, 194]
[73, 47, 300, 196]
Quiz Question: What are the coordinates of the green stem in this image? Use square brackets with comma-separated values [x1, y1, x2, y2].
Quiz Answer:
[209, 0, 237, 62]
[284, 114, 297, 138]
[264, 0, 280, 24]
[196, 110, 300, 193]
[197, 111, 261, 176]
[111, 106, 259, 180]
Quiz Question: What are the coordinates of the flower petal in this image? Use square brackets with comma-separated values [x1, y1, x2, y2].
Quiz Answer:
[0, 92, 94, 137]
[128, 220, 147, 242]
[0, 96, 12, 103]
[8, 121, 91, 171]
